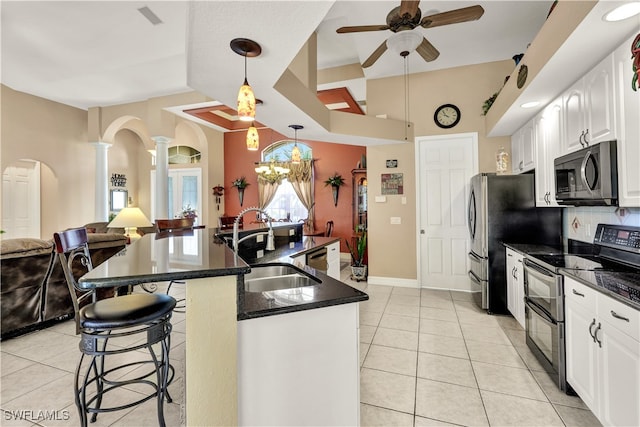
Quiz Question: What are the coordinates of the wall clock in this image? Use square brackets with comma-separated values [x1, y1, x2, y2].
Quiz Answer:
[434, 104, 461, 129]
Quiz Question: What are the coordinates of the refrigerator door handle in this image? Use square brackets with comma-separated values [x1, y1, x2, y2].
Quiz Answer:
[468, 251, 483, 263]
[468, 270, 482, 285]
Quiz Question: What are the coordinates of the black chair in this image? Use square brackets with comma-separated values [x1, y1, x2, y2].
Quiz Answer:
[53, 227, 176, 427]
[325, 220, 334, 237]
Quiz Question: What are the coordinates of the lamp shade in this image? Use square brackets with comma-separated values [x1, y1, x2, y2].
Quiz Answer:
[108, 207, 153, 229]
[246, 124, 259, 151]
[291, 144, 301, 164]
[237, 78, 256, 122]
[386, 31, 422, 55]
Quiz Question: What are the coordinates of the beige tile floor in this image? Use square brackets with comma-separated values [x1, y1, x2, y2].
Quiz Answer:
[1, 267, 601, 426]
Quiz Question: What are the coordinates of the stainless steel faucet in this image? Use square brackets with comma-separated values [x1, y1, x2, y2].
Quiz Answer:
[232, 207, 275, 253]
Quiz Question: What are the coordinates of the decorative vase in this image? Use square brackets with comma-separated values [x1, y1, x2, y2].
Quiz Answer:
[332, 185, 339, 206]
[238, 188, 245, 206]
[350, 265, 367, 282]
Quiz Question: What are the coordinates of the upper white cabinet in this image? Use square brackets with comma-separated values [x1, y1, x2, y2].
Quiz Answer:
[613, 34, 640, 207]
[511, 119, 536, 174]
[562, 54, 616, 154]
[535, 100, 561, 207]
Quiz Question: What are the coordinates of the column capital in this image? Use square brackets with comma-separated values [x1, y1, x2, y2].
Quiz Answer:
[152, 136, 172, 145]
[90, 141, 112, 149]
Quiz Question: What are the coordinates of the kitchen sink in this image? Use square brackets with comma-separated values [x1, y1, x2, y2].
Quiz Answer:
[244, 263, 321, 293]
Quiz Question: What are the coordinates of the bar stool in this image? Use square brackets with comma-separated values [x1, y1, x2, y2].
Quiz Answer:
[53, 227, 176, 427]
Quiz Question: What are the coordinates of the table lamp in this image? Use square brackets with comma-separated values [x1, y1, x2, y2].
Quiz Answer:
[108, 207, 153, 243]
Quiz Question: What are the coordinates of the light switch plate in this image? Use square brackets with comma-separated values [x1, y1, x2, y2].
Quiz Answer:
[289, 229, 295, 236]
[390, 217, 401, 225]
[375, 196, 387, 203]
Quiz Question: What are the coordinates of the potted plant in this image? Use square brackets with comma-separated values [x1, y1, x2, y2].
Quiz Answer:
[346, 231, 367, 282]
[324, 173, 345, 206]
[232, 177, 249, 206]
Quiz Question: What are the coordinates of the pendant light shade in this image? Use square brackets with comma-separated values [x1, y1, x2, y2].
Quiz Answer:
[246, 123, 259, 151]
[237, 78, 256, 122]
[231, 38, 262, 122]
[288, 124, 303, 164]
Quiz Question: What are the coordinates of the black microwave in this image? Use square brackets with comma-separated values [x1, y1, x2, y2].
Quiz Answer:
[554, 140, 618, 206]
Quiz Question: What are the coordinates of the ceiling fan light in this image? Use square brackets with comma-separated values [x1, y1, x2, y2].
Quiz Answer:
[386, 31, 422, 56]
[237, 79, 256, 122]
[246, 123, 259, 151]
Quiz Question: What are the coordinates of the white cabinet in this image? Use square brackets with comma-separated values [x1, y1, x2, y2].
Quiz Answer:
[535, 100, 562, 207]
[238, 303, 361, 426]
[511, 120, 536, 174]
[505, 248, 525, 328]
[564, 277, 640, 427]
[327, 241, 340, 280]
[613, 34, 640, 207]
[562, 55, 616, 154]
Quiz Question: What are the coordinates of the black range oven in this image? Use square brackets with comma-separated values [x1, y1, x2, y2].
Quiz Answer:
[523, 224, 640, 394]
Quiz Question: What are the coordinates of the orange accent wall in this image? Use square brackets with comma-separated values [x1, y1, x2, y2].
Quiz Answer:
[224, 129, 366, 253]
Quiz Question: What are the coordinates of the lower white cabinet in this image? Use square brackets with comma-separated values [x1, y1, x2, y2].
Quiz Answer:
[564, 277, 640, 427]
[506, 248, 525, 328]
[327, 241, 340, 280]
[238, 303, 361, 426]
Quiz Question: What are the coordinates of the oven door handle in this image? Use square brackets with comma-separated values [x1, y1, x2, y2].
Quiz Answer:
[526, 299, 557, 326]
[523, 259, 556, 282]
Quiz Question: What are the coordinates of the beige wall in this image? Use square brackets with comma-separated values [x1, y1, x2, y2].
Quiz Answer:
[1, 85, 225, 238]
[365, 60, 514, 281]
[1, 85, 92, 238]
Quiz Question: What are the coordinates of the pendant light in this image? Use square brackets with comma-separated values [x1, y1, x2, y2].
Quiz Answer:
[289, 124, 303, 164]
[230, 38, 262, 122]
[246, 122, 259, 151]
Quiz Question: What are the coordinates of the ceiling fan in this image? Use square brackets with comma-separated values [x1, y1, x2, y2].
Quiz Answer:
[336, 0, 484, 68]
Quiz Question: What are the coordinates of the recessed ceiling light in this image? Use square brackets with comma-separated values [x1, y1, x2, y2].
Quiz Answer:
[603, 2, 640, 21]
[521, 101, 540, 109]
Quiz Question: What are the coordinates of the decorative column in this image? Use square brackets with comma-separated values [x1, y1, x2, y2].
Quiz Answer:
[153, 136, 170, 219]
[92, 141, 112, 222]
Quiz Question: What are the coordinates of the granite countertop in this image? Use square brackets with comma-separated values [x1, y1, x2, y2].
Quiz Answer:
[502, 242, 565, 256]
[238, 262, 368, 320]
[561, 268, 640, 311]
[80, 228, 367, 320]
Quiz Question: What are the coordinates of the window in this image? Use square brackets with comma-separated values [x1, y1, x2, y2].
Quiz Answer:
[262, 140, 312, 221]
[264, 179, 307, 222]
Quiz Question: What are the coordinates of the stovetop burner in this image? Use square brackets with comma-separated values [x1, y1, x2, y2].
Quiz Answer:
[529, 253, 635, 272]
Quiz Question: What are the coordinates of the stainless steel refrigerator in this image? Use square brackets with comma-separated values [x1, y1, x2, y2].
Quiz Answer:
[467, 173, 562, 314]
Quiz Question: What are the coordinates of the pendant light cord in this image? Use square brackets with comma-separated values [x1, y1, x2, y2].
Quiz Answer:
[403, 54, 411, 141]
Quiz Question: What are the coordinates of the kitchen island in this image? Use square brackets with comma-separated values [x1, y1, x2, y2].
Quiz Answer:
[79, 227, 367, 426]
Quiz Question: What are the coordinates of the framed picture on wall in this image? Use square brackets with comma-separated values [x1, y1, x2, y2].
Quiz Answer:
[110, 189, 128, 212]
[381, 173, 403, 195]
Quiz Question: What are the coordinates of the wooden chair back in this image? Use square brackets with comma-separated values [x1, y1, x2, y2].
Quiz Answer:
[325, 220, 334, 237]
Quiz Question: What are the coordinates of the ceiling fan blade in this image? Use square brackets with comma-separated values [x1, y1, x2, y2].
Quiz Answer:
[416, 37, 440, 62]
[399, 0, 420, 18]
[420, 5, 484, 29]
[362, 40, 388, 68]
[336, 24, 390, 34]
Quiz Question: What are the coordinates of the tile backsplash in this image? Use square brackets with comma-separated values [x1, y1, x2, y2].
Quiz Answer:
[563, 206, 640, 243]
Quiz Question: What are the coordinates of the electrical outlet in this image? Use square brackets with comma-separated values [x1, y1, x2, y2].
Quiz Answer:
[256, 249, 264, 258]
[256, 234, 264, 243]
[289, 229, 295, 236]
[390, 217, 401, 225]
[289, 242, 295, 249]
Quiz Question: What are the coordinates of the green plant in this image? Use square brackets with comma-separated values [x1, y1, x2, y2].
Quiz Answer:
[482, 91, 499, 116]
[324, 173, 345, 187]
[346, 231, 367, 267]
[232, 176, 249, 189]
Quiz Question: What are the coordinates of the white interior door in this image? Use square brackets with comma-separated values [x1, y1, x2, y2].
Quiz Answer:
[417, 133, 478, 290]
[2, 160, 41, 239]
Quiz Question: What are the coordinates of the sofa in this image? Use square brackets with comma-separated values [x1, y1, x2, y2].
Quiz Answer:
[0, 224, 127, 340]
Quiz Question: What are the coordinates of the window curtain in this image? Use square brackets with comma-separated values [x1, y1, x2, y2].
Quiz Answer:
[257, 162, 287, 210]
[288, 160, 315, 232]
